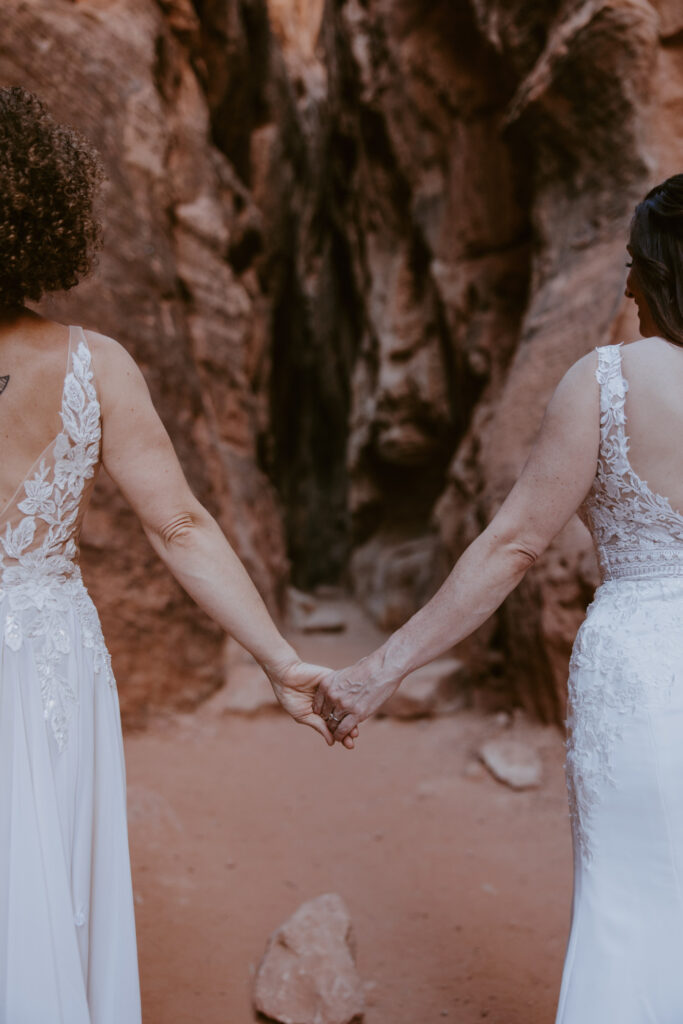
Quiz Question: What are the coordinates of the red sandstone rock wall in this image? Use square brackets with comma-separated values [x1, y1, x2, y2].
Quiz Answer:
[2, 0, 682, 725]
[321, 0, 683, 721]
[264, 0, 683, 721]
[0, 0, 289, 725]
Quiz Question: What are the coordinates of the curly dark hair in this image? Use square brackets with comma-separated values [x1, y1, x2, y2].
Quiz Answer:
[629, 173, 683, 348]
[0, 86, 104, 307]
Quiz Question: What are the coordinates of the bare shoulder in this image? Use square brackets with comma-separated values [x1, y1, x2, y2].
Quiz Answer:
[83, 329, 140, 375]
[545, 349, 599, 422]
[621, 335, 682, 368]
[558, 348, 598, 388]
[83, 329, 150, 412]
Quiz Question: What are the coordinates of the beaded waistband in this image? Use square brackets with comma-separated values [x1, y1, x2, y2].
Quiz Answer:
[0, 562, 82, 596]
[600, 547, 683, 582]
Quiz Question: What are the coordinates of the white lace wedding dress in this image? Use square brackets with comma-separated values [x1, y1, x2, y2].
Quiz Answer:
[0, 327, 141, 1022]
[557, 344, 683, 1022]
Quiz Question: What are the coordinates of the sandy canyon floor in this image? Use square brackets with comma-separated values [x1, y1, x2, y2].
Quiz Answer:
[124, 602, 573, 1024]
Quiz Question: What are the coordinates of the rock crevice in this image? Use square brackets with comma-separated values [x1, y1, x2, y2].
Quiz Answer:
[2, 0, 680, 722]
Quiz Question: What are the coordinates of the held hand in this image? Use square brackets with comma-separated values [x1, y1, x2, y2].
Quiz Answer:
[313, 654, 403, 743]
[265, 658, 359, 749]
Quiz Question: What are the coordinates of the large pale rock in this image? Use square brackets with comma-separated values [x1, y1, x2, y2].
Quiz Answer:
[349, 533, 448, 631]
[380, 658, 467, 719]
[479, 736, 543, 791]
[298, 607, 348, 634]
[287, 590, 349, 634]
[203, 640, 281, 716]
[216, 669, 280, 716]
[253, 893, 365, 1024]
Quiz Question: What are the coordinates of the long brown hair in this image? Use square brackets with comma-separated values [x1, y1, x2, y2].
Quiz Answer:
[629, 174, 683, 348]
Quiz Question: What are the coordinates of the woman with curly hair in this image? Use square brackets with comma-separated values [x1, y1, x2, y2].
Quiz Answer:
[0, 86, 353, 1023]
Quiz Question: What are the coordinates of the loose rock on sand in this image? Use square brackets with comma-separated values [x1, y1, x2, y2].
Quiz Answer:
[380, 657, 467, 719]
[253, 893, 365, 1024]
[478, 735, 543, 791]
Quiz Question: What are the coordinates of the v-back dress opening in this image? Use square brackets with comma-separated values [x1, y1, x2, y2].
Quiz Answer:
[0, 326, 141, 1023]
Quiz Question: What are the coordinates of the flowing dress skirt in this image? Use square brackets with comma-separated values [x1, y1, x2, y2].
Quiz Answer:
[557, 578, 683, 1023]
[0, 591, 141, 1024]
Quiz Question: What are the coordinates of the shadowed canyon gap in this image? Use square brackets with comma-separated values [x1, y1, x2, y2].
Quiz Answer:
[2, 0, 682, 725]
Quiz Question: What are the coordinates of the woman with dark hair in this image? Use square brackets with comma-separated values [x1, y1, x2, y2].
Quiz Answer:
[0, 86, 355, 1023]
[316, 176, 683, 1021]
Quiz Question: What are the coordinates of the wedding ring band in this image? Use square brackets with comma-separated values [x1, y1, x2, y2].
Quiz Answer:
[328, 711, 341, 722]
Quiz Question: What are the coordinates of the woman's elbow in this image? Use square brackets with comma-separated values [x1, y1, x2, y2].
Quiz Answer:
[489, 531, 541, 573]
[510, 541, 540, 572]
[151, 508, 210, 550]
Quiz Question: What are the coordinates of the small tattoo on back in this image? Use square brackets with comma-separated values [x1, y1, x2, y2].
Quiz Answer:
[0, 375, 8, 395]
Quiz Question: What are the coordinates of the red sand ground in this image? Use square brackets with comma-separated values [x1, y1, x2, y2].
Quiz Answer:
[124, 603, 573, 1024]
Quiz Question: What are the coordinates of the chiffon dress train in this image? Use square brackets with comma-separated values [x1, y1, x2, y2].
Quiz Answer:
[0, 327, 141, 1022]
[558, 344, 683, 1023]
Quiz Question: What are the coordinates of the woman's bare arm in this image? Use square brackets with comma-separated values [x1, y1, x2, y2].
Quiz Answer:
[314, 351, 601, 740]
[88, 331, 354, 747]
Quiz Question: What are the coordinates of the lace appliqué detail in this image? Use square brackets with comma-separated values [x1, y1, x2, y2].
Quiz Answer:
[568, 344, 683, 864]
[578, 345, 683, 580]
[0, 339, 114, 752]
[565, 580, 679, 863]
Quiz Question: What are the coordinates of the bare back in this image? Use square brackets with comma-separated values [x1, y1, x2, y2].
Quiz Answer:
[0, 317, 71, 511]
[621, 337, 683, 517]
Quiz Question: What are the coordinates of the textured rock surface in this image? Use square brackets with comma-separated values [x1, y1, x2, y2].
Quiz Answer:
[318, 0, 667, 722]
[479, 735, 543, 791]
[206, 639, 281, 716]
[380, 657, 467, 719]
[0, 0, 289, 725]
[438, 0, 664, 721]
[253, 893, 365, 1024]
[3, 0, 683, 724]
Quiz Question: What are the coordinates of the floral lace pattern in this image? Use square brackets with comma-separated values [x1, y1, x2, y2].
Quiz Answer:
[568, 345, 683, 863]
[566, 579, 681, 861]
[0, 332, 114, 752]
[578, 344, 683, 579]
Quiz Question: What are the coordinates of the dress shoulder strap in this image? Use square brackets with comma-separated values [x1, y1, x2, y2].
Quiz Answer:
[68, 327, 97, 396]
[60, 326, 101, 446]
[594, 343, 630, 465]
